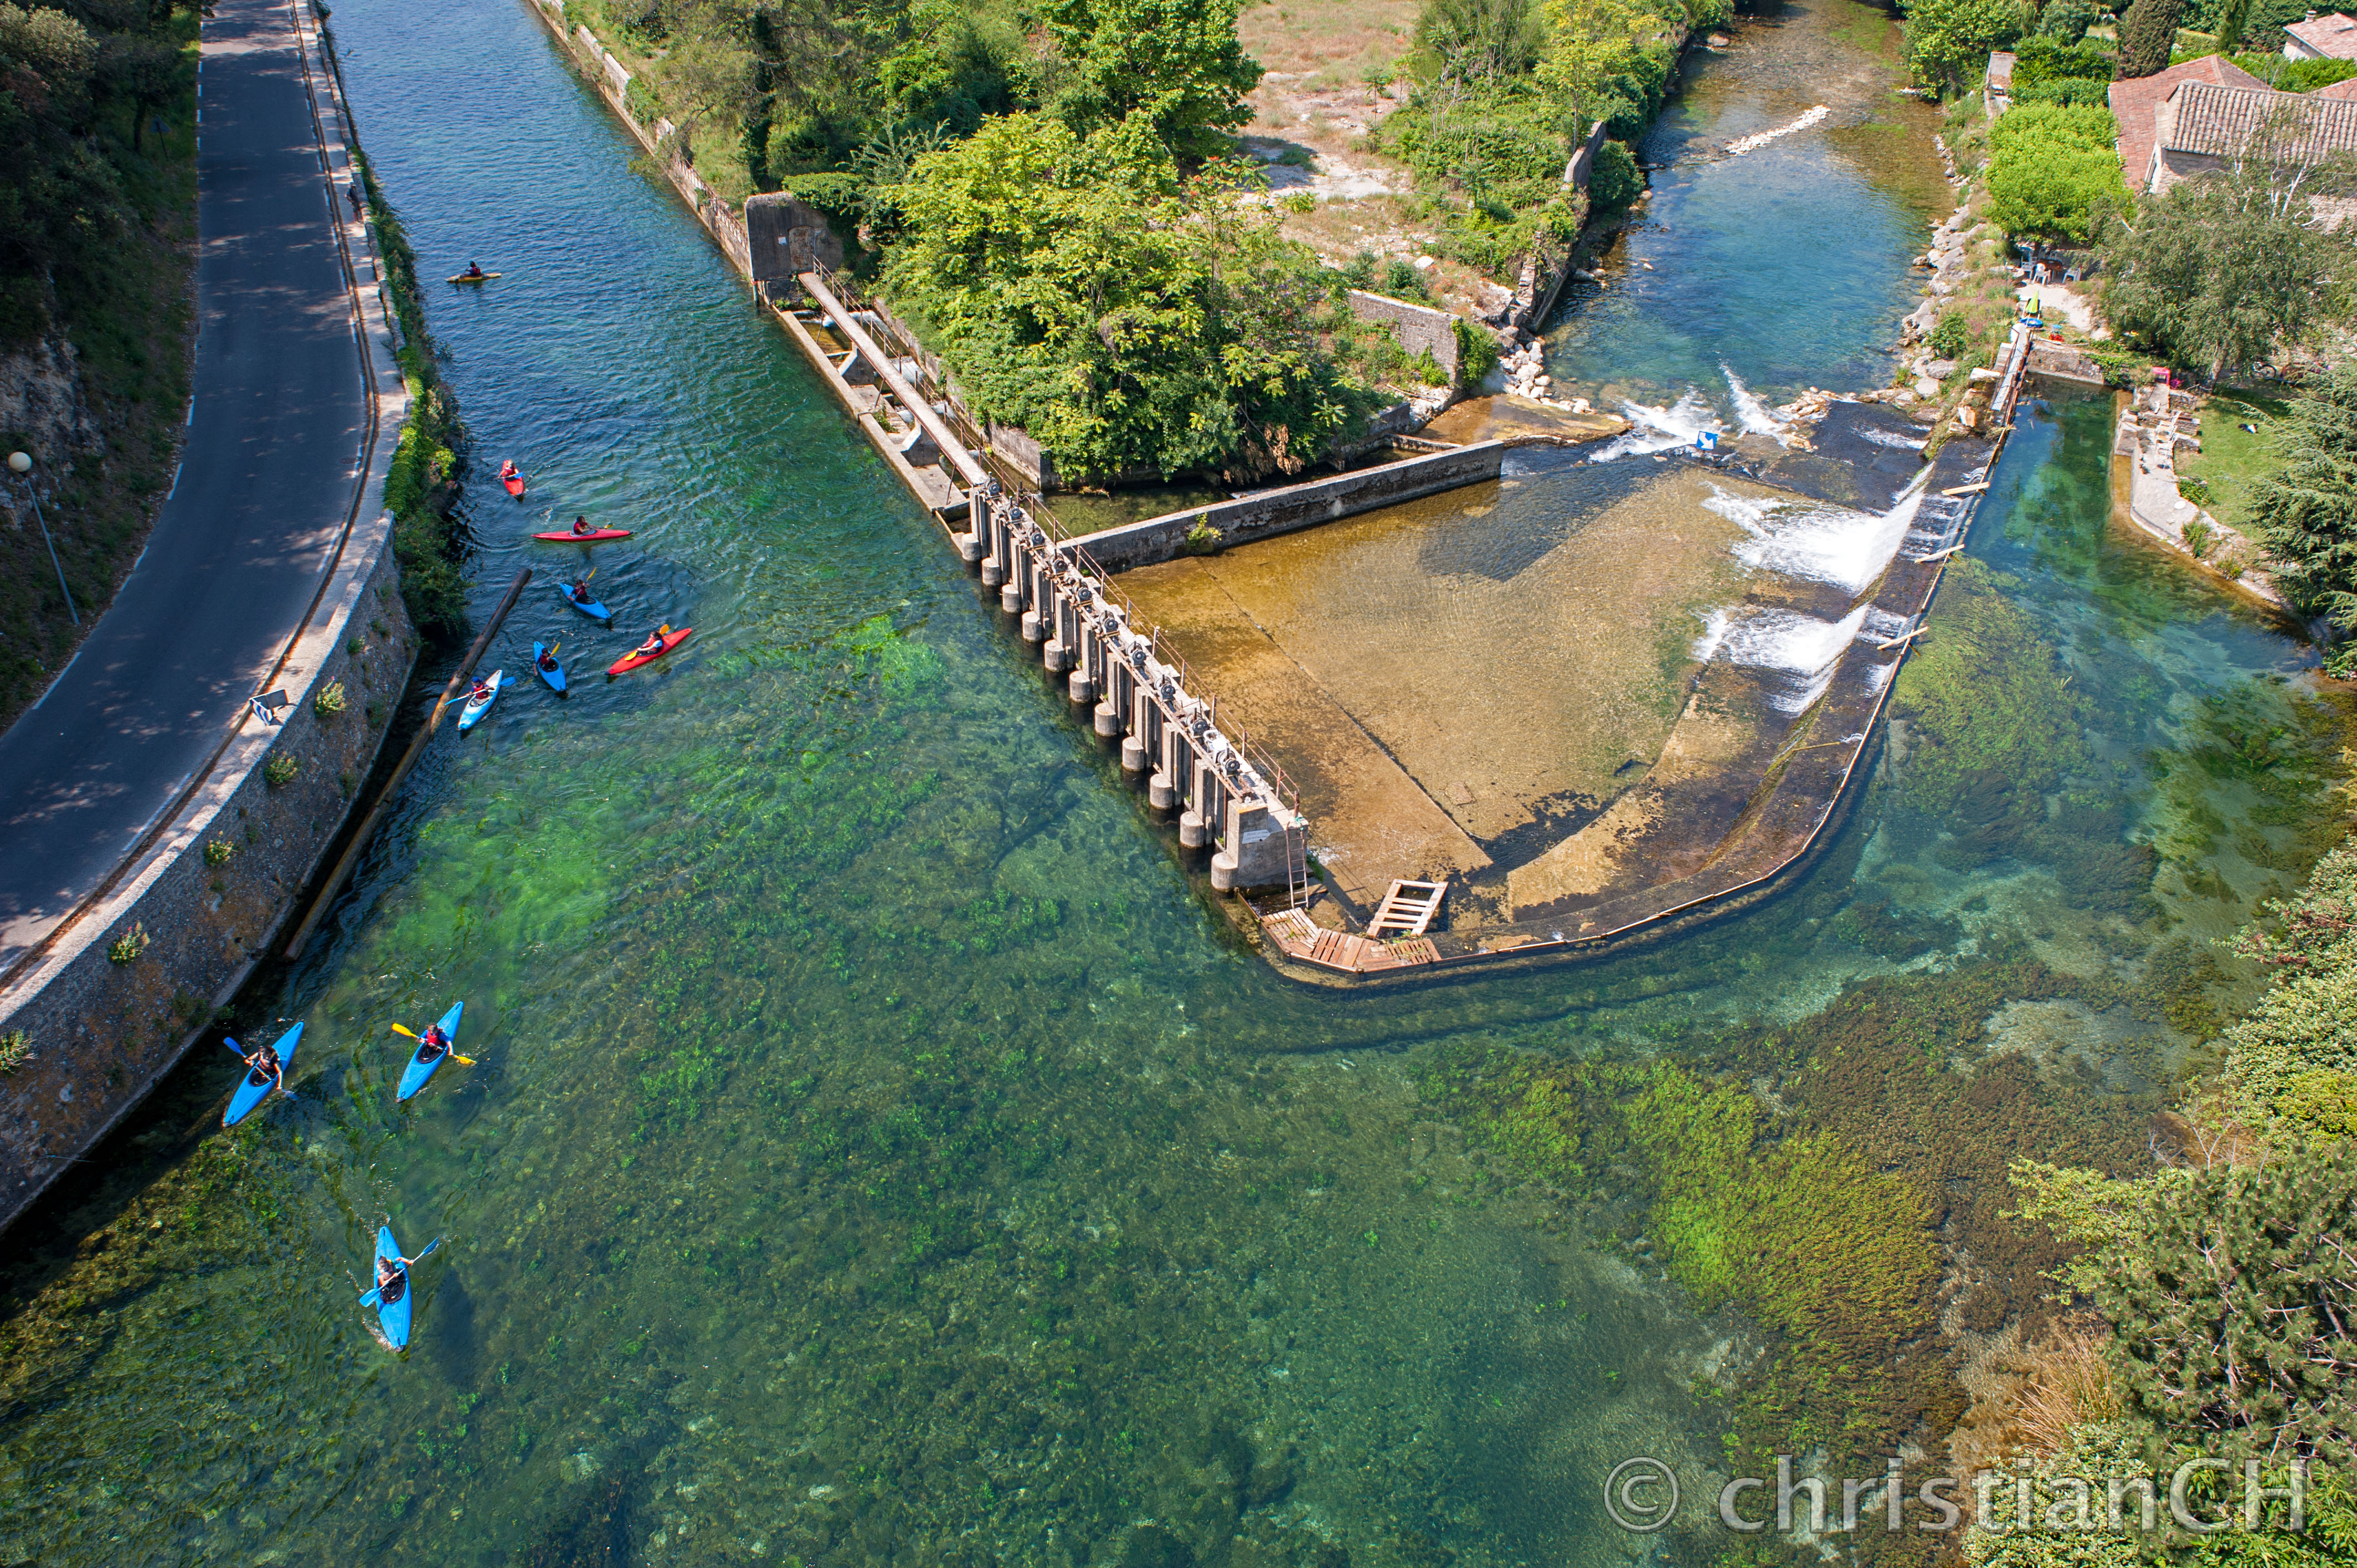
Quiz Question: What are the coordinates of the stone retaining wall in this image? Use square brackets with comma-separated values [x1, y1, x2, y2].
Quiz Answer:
[0, 539, 416, 1224]
[1346, 290, 1460, 380]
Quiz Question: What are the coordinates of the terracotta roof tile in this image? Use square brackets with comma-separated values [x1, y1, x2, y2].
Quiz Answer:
[2288, 12, 2357, 58]
[2111, 57, 2272, 189]
[2161, 80, 2357, 162]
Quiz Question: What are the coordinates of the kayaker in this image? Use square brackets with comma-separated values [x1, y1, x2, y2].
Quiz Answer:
[537, 647, 560, 673]
[244, 1038, 284, 1091]
[465, 261, 485, 279]
[634, 625, 671, 659]
[417, 1022, 450, 1063]
[374, 1252, 410, 1307]
[569, 577, 594, 605]
[499, 459, 518, 479]
[571, 515, 593, 536]
[467, 677, 493, 705]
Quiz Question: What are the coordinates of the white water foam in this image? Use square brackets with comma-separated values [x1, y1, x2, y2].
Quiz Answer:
[1691, 602, 1875, 713]
[1725, 104, 1831, 157]
[1722, 364, 1790, 442]
[1597, 388, 1726, 460]
[1702, 468, 1933, 595]
[1856, 424, 1928, 451]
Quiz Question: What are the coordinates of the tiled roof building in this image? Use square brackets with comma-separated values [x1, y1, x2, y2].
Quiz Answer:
[2109, 56, 2271, 193]
[2285, 12, 2357, 60]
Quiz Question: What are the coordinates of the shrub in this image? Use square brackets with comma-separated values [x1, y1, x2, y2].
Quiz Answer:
[1933, 310, 1971, 358]
[2177, 473, 2215, 506]
[264, 754, 299, 787]
[347, 635, 366, 656]
[1454, 318, 1501, 385]
[1586, 140, 1643, 211]
[204, 838, 235, 866]
[2013, 74, 2114, 106]
[2182, 514, 2215, 557]
[2038, 0, 2098, 40]
[0, 1030, 32, 1074]
[313, 679, 346, 719]
[109, 922, 150, 965]
[2011, 33, 2116, 84]
[1181, 516, 1223, 555]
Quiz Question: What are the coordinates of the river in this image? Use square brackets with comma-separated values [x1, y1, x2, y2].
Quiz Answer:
[0, 1, 2342, 1565]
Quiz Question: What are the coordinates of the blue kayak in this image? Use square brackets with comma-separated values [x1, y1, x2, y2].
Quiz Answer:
[369, 1224, 416, 1349]
[557, 582, 611, 623]
[223, 1022, 302, 1127]
[396, 1000, 465, 1103]
[532, 641, 567, 694]
[457, 670, 503, 733]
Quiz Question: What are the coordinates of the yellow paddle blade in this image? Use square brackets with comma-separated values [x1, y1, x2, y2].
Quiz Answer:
[390, 1023, 419, 1039]
[451, 1053, 477, 1067]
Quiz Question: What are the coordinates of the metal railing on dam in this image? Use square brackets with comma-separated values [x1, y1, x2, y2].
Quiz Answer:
[775, 269, 1311, 905]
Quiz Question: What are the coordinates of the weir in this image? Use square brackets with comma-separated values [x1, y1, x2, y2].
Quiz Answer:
[780, 269, 1315, 903]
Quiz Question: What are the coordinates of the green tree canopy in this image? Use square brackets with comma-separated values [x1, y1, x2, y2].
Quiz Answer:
[2250, 370, 2357, 635]
[2118, 0, 2189, 76]
[1036, 0, 1262, 157]
[884, 112, 1372, 480]
[1903, 0, 2024, 94]
[1987, 102, 2130, 240]
[2102, 149, 2357, 379]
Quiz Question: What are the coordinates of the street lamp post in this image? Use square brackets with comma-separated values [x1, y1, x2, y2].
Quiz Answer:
[7, 450, 78, 626]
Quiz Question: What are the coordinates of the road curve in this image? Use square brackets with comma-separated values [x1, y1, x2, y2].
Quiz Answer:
[0, 0, 368, 967]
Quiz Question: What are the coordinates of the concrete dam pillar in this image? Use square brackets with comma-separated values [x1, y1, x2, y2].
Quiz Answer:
[1212, 794, 1303, 892]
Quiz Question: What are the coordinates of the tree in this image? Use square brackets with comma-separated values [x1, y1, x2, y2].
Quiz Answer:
[2097, 1148, 2357, 1467]
[884, 112, 1368, 479]
[2037, 0, 2098, 43]
[1035, 0, 1262, 158]
[1987, 102, 2130, 240]
[2250, 370, 2357, 636]
[2102, 138, 2357, 379]
[2117, 0, 2187, 77]
[1902, 0, 2024, 95]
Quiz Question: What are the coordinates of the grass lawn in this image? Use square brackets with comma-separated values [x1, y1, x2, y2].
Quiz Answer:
[2181, 386, 2293, 531]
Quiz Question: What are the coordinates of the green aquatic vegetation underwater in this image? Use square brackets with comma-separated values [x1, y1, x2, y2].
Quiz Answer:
[1427, 1047, 1939, 1452]
[1891, 556, 2087, 815]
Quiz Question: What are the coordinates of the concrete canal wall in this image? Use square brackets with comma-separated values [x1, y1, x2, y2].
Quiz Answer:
[1067, 443, 1510, 572]
[0, 0, 416, 1230]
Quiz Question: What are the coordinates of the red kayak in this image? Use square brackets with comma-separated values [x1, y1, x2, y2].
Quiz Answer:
[608, 627, 692, 676]
[500, 466, 526, 498]
[532, 528, 632, 543]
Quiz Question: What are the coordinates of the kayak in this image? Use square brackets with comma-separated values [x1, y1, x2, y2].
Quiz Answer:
[457, 670, 503, 733]
[609, 627, 693, 677]
[557, 582, 612, 623]
[396, 1000, 465, 1103]
[501, 469, 526, 498]
[368, 1224, 416, 1349]
[533, 641, 567, 694]
[447, 271, 501, 285]
[223, 1022, 303, 1127]
[532, 528, 631, 543]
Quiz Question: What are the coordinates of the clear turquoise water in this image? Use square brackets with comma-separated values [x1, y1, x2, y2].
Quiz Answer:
[0, 3, 2342, 1566]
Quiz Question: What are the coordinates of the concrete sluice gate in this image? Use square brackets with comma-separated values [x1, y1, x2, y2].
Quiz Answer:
[1115, 401, 1996, 971]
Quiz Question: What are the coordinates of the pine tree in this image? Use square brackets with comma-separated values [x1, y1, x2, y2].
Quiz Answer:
[2252, 370, 2357, 643]
[2117, 0, 2189, 78]
[2097, 1150, 2357, 1466]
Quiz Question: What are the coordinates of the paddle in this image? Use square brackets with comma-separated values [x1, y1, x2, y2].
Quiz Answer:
[389, 1021, 475, 1068]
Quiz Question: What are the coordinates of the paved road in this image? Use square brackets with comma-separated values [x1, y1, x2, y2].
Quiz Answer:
[0, 0, 367, 967]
